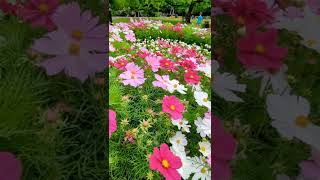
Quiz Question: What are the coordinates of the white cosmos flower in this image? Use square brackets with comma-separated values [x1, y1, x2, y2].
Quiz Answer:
[194, 91, 211, 109]
[273, 5, 320, 53]
[267, 94, 320, 150]
[167, 79, 187, 94]
[172, 119, 191, 133]
[170, 148, 193, 180]
[247, 65, 291, 96]
[194, 117, 211, 138]
[197, 62, 211, 78]
[212, 60, 246, 102]
[190, 156, 211, 180]
[169, 131, 188, 152]
[198, 141, 211, 157]
[192, 84, 202, 92]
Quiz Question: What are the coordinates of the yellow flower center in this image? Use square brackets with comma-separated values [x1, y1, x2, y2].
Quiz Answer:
[162, 159, 170, 168]
[255, 44, 265, 54]
[68, 43, 80, 56]
[201, 146, 206, 152]
[174, 84, 178, 88]
[295, 115, 309, 128]
[38, 3, 49, 14]
[201, 167, 207, 174]
[170, 105, 175, 111]
[176, 139, 181, 144]
[71, 30, 83, 40]
[203, 98, 208, 102]
[131, 75, 135, 79]
[190, 75, 194, 79]
[306, 39, 317, 47]
[165, 62, 169, 66]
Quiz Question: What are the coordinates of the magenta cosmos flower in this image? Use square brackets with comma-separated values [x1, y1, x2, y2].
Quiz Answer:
[119, 63, 146, 87]
[213, 116, 237, 180]
[32, 30, 106, 81]
[0, 152, 22, 180]
[51, 2, 106, 52]
[149, 143, 182, 180]
[20, 0, 59, 30]
[184, 70, 201, 84]
[237, 28, 288, 71]
[228, 0, 274, 28]
[109, 109, 117, 138]
[162, 96, 184, 120]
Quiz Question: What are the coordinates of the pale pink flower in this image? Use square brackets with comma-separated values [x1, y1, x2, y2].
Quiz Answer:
[119, 63, 146, 87]
[146, 55, 161, 72]
[152, 74, 170, 90]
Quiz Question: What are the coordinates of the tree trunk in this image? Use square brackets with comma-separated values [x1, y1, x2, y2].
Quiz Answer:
[185, 0, 203, 24]
[185, 1, 197, 24]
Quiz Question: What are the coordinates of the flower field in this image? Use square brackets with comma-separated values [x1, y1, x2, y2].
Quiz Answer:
[214, 0, 320, 179]
[109, 19, 212, 179]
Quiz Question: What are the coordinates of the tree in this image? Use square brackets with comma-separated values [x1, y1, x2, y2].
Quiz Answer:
[185, 0, 210, 23]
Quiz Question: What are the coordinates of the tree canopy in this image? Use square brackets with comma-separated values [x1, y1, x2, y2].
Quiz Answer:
[110, 0, 211, 17]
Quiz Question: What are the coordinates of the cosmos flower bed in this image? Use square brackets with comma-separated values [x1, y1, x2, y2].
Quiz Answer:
[214, 0, 320, 179]
[116, 19, 211, 47]
[109, 22, 212, 179]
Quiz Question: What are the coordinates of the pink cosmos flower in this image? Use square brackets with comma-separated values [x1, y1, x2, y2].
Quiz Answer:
[109, 109, 117, 138]
[152, 74, 170, 90]
[180, 59, 197, 70]
[228, 0, 274, 28]
[160, 58, 175, 71]
[51, 2, 107, 52]
[149, 143, 182, 180]
[119, 63, 146, 87]
[137, 47, 150, 58]
[0, 0, 17, 15]
[125, 32, 136, 42]
[169, 46, 184, 56]
[172, 23, 183, 32]
[237, 28, 288, 70]
[213, 116, 237, 180]
[184, 71, 201, 84]
[113, 57, 128, 71]
[32, 30, 106, 82]
[112, 34, 123, 42]
[185, 49, 198, 58]
[19, 0, 59, 30]
[162, 96, 184, 120]
[0, 152, 22, 180]
[299, 147, 320, 179]
[146, 55, 161, 72]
